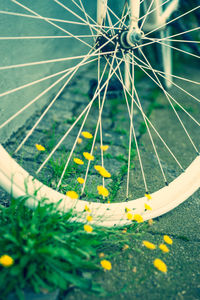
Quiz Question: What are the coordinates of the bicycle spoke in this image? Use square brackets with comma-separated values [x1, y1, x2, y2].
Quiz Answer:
[139, 0, 170, 22]
[77, 0, 95, 39]
[0, 10, 88, 26]
[0, 52, 115, 71]
[126, 61, 134, 198]
[140, 0, 155, 30]
[149, 37, 200, 59]
[97, 55, 105, 190]
[0, 35, 98, 40]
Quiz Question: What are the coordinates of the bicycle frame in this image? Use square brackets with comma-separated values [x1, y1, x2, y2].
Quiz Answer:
[97, 0, 179, 31]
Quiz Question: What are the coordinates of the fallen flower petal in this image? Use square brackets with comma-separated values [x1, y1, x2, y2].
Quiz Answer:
[154, 258, 167, 273]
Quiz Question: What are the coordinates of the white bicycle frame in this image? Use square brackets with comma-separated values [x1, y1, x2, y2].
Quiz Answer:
[97, 0, 179, 31]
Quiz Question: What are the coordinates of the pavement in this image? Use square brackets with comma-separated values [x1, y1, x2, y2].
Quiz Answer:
[1, 59, 200, 300]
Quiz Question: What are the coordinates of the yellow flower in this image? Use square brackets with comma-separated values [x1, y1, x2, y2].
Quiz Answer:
[83, 152, 94, 161]
[132, 266, 137, 273]
[35, 144, 45, 151]
[122, 228, 127, 233]
[159, 244, 169, 253]
[74, 158, 84, 165]
[84, 224, 93, 233]
[0, 255, 14, 267]
[107, 200, 110, 204]
[145, 203, 152, 210]
[99, 168, 111, 178]
[100, 260, 112, 271]
[133, 214, 144, 223]
[77, 138, 82, 144]
[126, 213, 133, 220]
[77, 177, 85, 184]
[100, 145, 109, 151]
[125, 207, 131, 212]
[84, 205, 91, 212]
[163, 235, 173, 245]
[143, 240, 156, 250]
[99, 252, 105, 258]
[97, 185, 109, 197]
[86, 215, 93, 222]
[94, 165, 103, 171]
[122, 244, 129, 251]
[81, 131, 93, 139]
[145, 193, 152, 200]
[94, 165, 111, 178]
[148, 219, 154, 226]
[154, 258, 167, 273]
[66, 191, 78, 199]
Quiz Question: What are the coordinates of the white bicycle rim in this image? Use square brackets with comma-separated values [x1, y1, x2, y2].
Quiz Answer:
[1, 145, 200, 227]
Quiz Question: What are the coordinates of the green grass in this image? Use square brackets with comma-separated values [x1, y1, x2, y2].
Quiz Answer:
[0, 196, 147, 299]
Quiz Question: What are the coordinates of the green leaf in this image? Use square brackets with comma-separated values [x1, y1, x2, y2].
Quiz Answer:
[3, 233, 19, 245]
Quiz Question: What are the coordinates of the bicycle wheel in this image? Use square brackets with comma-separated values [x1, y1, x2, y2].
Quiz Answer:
[0, 0, 199, 227]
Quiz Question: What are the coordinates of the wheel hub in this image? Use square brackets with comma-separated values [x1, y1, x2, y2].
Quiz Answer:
[96, 28, 144, 54]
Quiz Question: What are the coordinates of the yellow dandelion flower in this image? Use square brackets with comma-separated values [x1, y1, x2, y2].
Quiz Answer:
[132, 266, 137, 273]
[122, 244, 129, 251]
[148, 219, 154, 226]
[77, 177, 85, 184]
[145, 203, 152, 210]
[122, 228, 127, 233]
[154, 258, 167, 273]
[83, 152, 94, 161]
[81, 131, 93, 139]
[163, 235, 173, 245]
[84, 205, 91, 213]
[107, 200, 110, 204]
[86, 215, 93, 222]
[97, 185, 109, 197]
[74, 158, 84, 165]
[77, 138, 82, 144]
[66, 191, 79, 200]
[99, 168, 111, 178]
[125, 207, 131, 212]
[0, 255, 14, 267]
[94, 165, 104, 171]
[84, 224, 93, 233]
[143, 240, 156, 250]
[100, 145, 109, 151]
[133, 214, 144, 223]
[126, 212, 133, 220]
[99, 252, 105, 258]
[94, 165, 111, 178]
[159, 244, 169, 253]
[145, 193, 152, 200]
[35, 144, 45, 151]
[100, 260, 112, 271]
